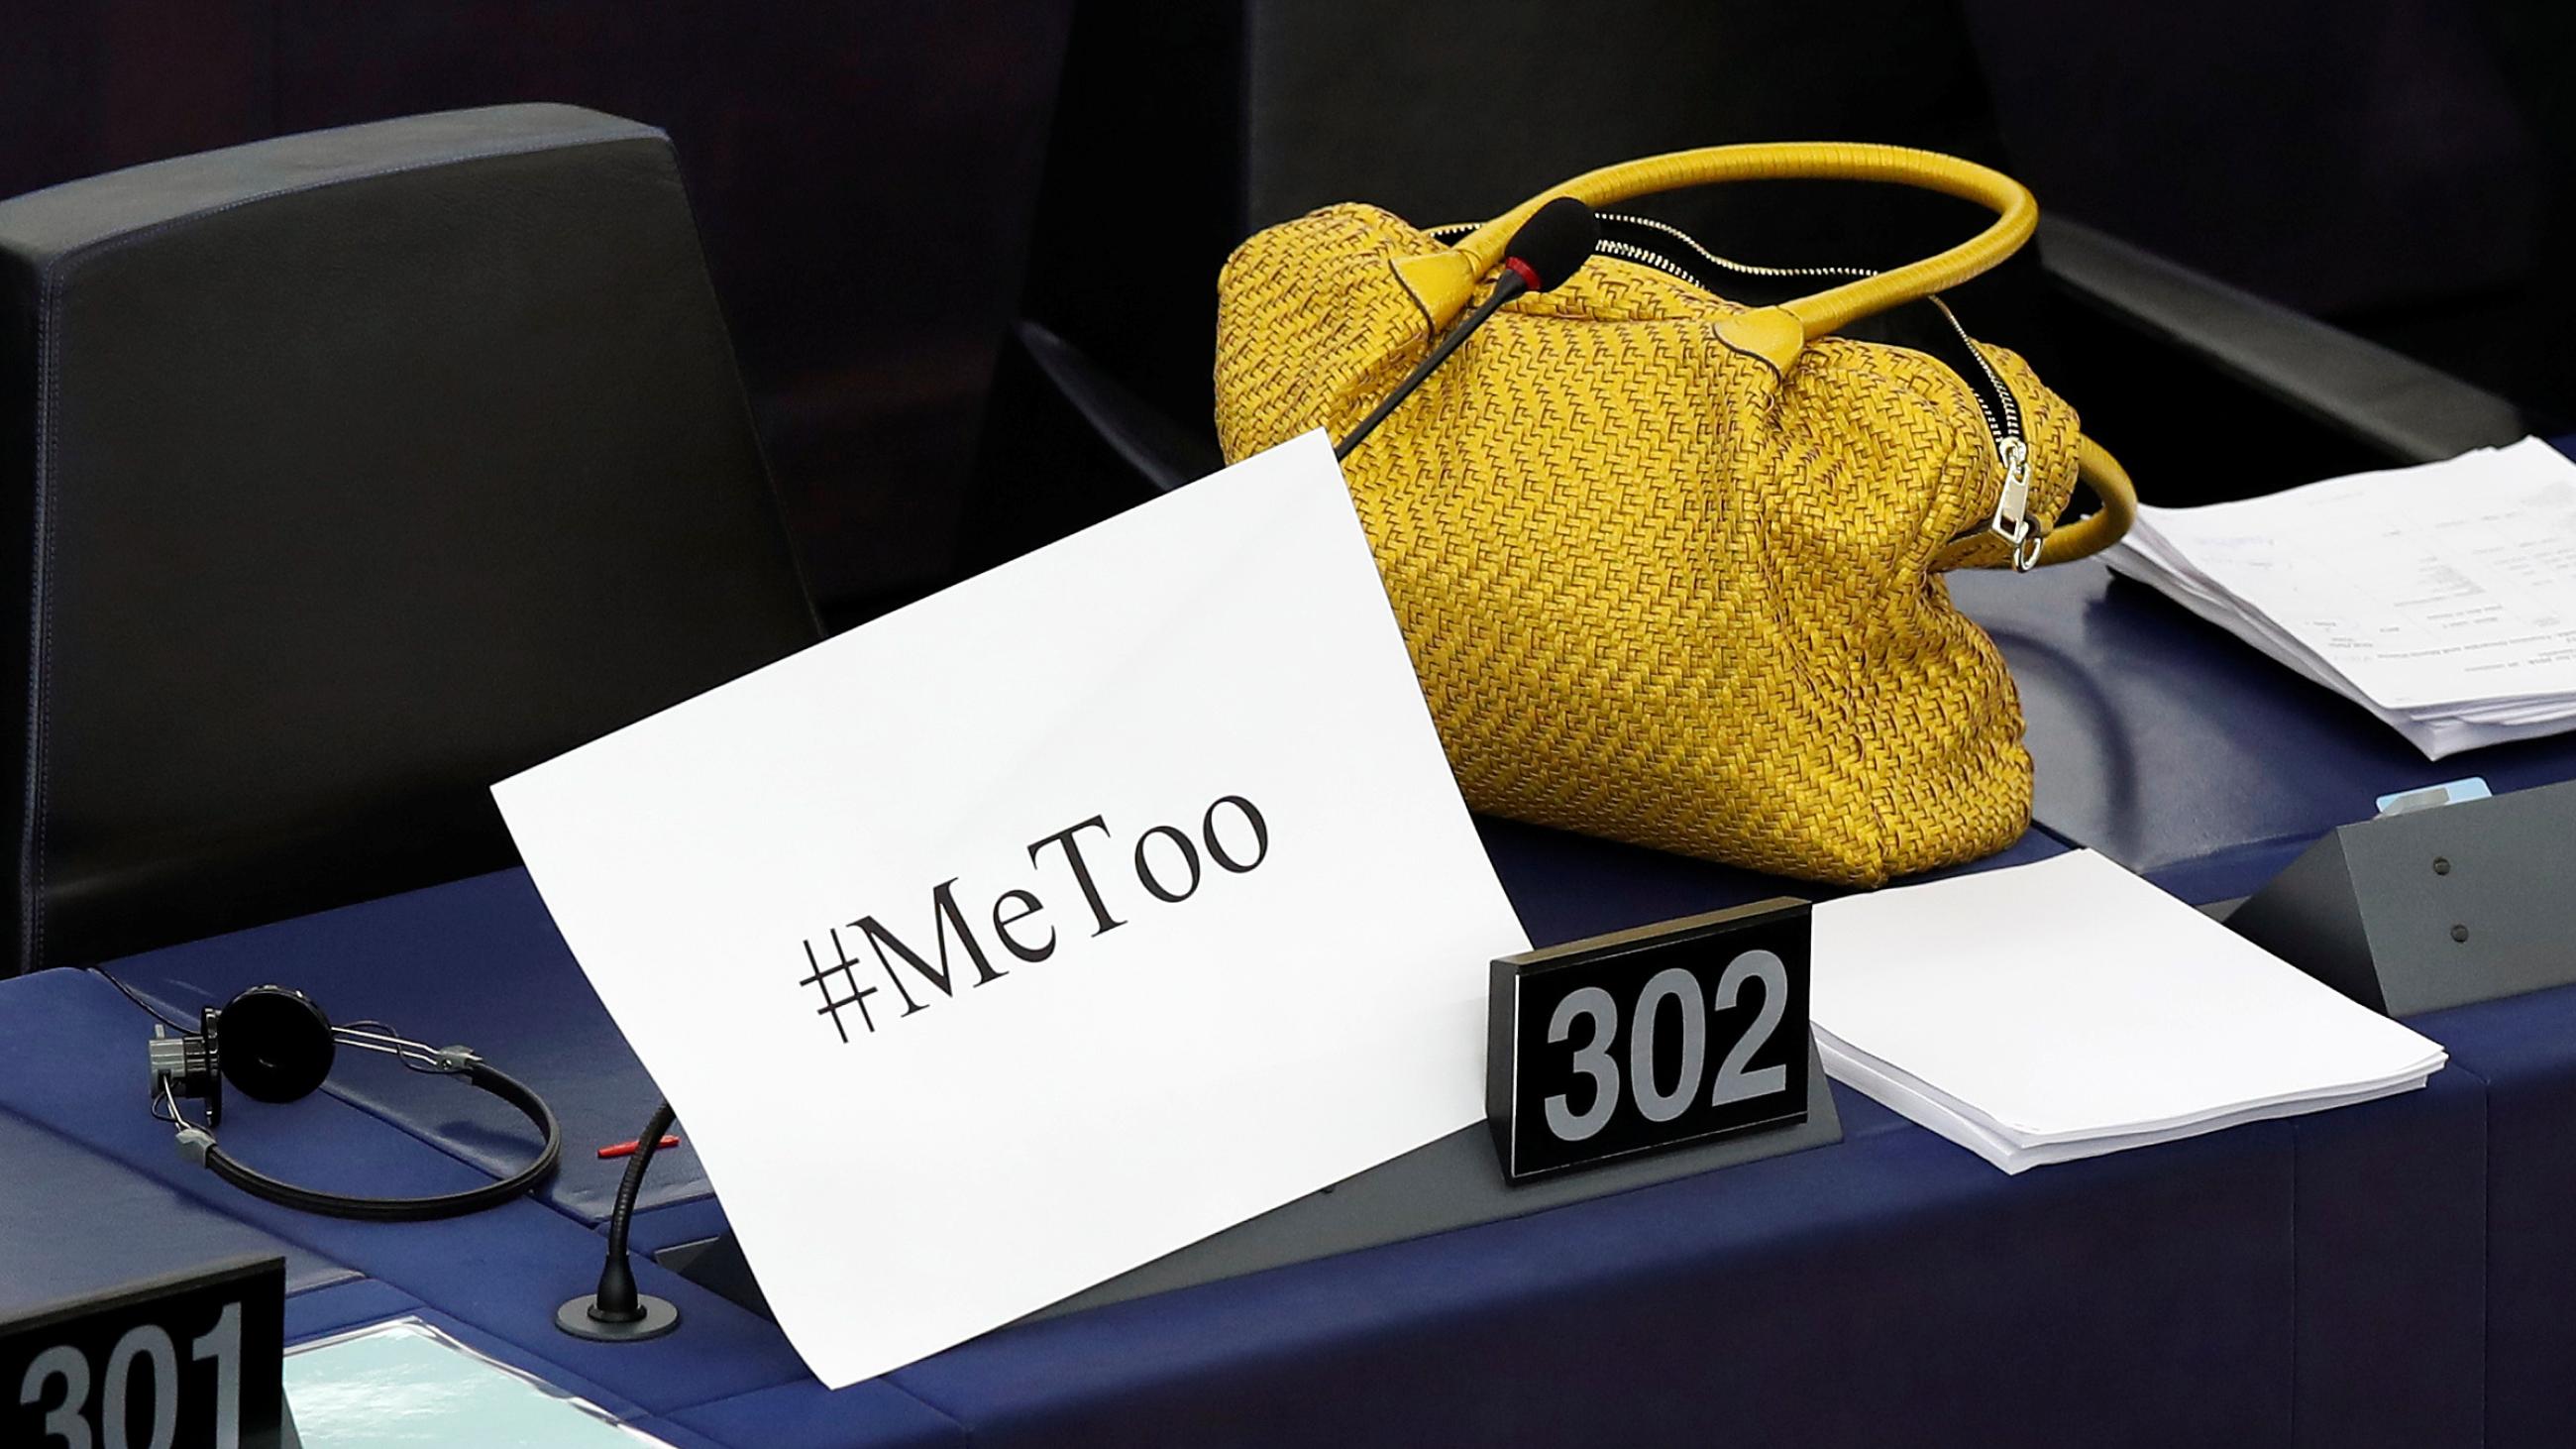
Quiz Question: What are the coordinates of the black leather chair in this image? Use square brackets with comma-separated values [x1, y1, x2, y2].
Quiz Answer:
[963, 0, 2536, 569]
[0, 104, 820, 974]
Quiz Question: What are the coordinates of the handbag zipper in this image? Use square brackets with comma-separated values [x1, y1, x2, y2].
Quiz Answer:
[1591, 236, 1709, 285]
[1924, 295, 2034, 567]
[1598, 214, 2026, 450]
[1599, 212, 1876, 283]
[1426, 214, 2041, 567]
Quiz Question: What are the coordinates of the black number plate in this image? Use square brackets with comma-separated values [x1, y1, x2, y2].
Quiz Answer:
[3, 1254, 284, 1449]
[1489, 899, 1811, 1181]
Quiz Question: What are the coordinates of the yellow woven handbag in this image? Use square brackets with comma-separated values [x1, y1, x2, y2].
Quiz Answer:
[1213, 144, 2137, 886]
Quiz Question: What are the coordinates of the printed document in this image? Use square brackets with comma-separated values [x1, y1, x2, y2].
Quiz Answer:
[2104, 437, 2576, 756]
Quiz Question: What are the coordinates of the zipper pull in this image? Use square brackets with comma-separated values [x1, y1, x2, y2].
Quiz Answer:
[1986, 436, 2041, 571]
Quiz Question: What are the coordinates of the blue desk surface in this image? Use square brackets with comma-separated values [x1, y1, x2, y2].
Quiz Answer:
[0, 1110, 357, 1311]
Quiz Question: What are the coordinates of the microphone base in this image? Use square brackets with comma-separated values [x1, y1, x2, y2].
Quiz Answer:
[556, 1292, 681, 1343]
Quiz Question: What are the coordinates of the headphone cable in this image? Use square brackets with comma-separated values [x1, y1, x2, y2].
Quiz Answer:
[90, 965, 194, 1033]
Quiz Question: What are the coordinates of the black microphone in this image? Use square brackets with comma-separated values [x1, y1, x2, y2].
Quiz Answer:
[1335, 196, 1600, 461]
[557, 1098, 683, 1342]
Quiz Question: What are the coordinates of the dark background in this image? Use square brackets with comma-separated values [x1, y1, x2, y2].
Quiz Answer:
[5, 0, 2568, 623]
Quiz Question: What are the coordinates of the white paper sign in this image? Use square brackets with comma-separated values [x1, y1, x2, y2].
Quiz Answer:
[492, 432, 1529, 1389]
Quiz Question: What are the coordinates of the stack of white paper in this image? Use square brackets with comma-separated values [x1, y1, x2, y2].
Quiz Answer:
[2102, 436, 2576, 758]
[1811, 850, 2446, 1173]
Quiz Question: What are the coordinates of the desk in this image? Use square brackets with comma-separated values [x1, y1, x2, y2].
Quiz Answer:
[2404, 983, 2576, 1445]
[0, 961, 2315, 1448]
[0, 818, 2500, 1449]
[14, 479, 2576, 1442]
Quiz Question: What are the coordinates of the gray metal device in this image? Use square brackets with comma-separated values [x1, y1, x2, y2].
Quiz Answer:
[2226, 779, 2576, 1016]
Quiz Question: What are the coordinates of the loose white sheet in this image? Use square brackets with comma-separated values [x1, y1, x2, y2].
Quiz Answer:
[493, 432, 1529, 1388]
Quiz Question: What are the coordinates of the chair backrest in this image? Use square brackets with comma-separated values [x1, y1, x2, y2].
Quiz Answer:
[0, 104, 820, 972]
[1017, 0, 2033, 431]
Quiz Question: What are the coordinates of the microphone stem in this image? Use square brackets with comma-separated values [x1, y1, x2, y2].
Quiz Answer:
[1334, 272, 1530, 461]
[592, 1099, 676, 1320]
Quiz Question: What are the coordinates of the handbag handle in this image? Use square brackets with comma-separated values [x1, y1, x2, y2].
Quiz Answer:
[1394, 141, 2134, 569]
[1397, 143, 2034, 372]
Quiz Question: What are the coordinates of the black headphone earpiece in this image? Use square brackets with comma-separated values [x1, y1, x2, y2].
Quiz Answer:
[216, 985, 337, 1103]
[142, 981, 561, 1222]
[147, 985, 337, 1129]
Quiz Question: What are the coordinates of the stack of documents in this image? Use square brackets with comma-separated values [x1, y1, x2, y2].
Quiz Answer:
[1811, 850, 2446, 1172]
[2102, 437, 2576, 758]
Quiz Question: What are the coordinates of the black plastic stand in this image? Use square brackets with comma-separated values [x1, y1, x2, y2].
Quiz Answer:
[662, 1039, 1840, 1324]
[2226, 778, 2576, 1016]
[555, 1290, 680, 1343]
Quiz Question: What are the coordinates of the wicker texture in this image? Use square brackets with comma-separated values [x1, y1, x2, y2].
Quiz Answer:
[1214, 204, 2082, 885]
